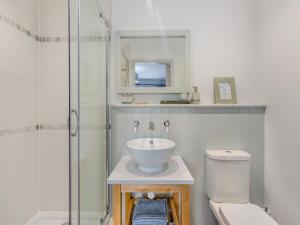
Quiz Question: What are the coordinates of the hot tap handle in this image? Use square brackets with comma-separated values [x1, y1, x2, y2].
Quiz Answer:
[163, 120, 170, 133]
[133, 120, 140, 133]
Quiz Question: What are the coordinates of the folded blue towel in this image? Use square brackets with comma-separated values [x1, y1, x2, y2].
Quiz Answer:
[133, 222, 166, 225]
[132, 199, 168, 225]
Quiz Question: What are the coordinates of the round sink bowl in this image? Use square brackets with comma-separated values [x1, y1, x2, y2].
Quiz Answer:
[126, 138, 176, 173]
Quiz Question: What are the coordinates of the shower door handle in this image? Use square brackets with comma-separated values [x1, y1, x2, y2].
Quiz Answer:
[71, 109, 79, 137]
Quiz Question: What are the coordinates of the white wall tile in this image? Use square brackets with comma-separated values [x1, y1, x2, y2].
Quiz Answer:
[39, 0, 69, 37]
[39, 42, 69, 125]
[1, 0, 70, 219]
[0, 0, 39, 34]
[0, 75, 39, 130]
[38, 0, 69, 213]
[0, 24, 38, 80]
[39, 130, 69, 211]
[0, 24, 39, 130]
[0, 3, 39, 224]
[0, 132, 39, 225]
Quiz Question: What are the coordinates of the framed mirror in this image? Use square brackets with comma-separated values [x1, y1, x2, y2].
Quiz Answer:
[115, 30, 191, 93]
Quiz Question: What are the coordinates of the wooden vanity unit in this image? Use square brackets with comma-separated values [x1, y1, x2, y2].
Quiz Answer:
[108, 156, 194, 225]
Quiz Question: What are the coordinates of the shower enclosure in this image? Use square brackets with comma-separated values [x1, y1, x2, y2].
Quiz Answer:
[69, 0, 110, 224]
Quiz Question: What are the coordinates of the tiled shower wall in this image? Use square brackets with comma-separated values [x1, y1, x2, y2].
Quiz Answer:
[111, 106, 265, 225]
[0, 1, 40, 224]
[39, 0, 69, 211]
[0, 0, 69, 224]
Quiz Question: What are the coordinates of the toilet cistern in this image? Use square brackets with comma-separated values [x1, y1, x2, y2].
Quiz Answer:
[205, 150, 279, 225]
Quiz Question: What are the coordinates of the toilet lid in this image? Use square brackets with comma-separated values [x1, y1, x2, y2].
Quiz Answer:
[219, 203, 278, 225]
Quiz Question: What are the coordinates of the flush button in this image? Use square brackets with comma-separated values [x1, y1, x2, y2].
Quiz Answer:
[226, 150, 231, 153]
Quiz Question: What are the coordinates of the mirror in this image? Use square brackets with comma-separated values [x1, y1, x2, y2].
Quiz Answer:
[116, 30, 190, 93]
[134, 61, 171, 88]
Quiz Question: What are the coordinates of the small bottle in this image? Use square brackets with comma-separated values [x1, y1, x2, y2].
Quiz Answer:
[191, 86, 200, 104]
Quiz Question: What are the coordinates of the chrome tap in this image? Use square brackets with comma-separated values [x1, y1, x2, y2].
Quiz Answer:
[163, 120, 170, 133]
[133, 120, 140, 133]
[149, 121, 155, 131]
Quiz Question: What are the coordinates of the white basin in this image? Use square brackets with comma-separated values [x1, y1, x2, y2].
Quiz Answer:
[126, 138, 176, 173]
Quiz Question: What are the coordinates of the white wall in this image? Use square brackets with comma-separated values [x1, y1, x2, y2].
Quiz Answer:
[111, 0, 258, 104]
[0, 1, 39, 224]
[256, 1, 300, 224]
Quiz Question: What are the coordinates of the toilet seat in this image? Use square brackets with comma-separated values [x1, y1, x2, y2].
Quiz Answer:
[219, 203, 278, 225]
[209, 200, 278, 225]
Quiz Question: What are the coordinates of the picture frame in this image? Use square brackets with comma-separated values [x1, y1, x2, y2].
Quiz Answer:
[214, 77, 237, 104]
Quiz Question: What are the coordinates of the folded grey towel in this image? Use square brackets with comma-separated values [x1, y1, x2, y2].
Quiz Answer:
[132, 199, 168, 225]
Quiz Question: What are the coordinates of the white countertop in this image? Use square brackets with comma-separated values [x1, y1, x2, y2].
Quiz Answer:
[107, 156, 194, 185]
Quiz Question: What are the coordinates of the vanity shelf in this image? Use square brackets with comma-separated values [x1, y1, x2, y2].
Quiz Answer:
[108, 156, 194, 225]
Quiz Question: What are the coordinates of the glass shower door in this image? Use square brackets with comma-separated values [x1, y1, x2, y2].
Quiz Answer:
[69, 0, 109, 224]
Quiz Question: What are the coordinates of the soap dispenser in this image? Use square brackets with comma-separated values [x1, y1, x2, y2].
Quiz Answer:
[191, 86, 200, 104]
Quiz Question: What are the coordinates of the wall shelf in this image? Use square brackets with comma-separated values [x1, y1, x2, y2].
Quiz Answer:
[110, 104, 267, 109]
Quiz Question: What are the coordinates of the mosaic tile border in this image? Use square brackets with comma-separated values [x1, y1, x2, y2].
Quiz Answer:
[0, 13, 67, 42]
[0, 13, 39, 41]
[40, 36, 106, 42]
[39, 124, 68, 130]
[0, 124, 70, 138]
[39, 124, 104, 131]
[0, 123, 106, 138]
[39, 36, 69, 42]
[0, 13, 106, 43]
[0, 125, 39, 138]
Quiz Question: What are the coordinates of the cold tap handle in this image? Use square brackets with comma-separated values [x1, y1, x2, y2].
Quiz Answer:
[133, 120, 140, 133]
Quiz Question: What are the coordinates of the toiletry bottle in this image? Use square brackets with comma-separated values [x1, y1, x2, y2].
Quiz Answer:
[191, 86, 200, 104]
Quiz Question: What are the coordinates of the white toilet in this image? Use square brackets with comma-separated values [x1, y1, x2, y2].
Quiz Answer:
[206, 150, 278, 225]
